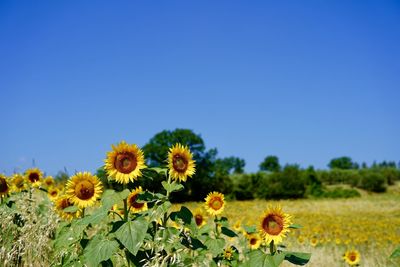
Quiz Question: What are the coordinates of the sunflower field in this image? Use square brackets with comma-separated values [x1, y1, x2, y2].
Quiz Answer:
[0, 141, 399, 266]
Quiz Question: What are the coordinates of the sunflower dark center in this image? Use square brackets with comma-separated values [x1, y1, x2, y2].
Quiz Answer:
[0, 178, 8, 193]
[129, 193, 145, 209]
[195, 214, 204, 226]
[262, 214, 284, 235]
[115, 153, 137, 174]
[210, 197, 223, 210]
[349, 252, 356, 262]
[250, 238, 257, 245]
[50, 190, 58, 197]
[172, 155, 188, 172]
[75, 180, 95, 200]
[29, 173, 39, 183]
[45, 179, 53, 186]
[60, 198, 72, 209]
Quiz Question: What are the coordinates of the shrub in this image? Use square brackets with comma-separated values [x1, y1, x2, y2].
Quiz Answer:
[359, 171, 387, 193]
[258, 165, 306, 199]
[322, 187, 361, 198]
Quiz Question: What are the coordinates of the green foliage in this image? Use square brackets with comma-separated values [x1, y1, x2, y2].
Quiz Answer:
[259, 155, 281, 172]
[215, 156, 246, 174]
[320, 187, 361, 198]
[328, 156, 358, 170]
[359, 170, 387, 193]
[258, 165, 306, 199]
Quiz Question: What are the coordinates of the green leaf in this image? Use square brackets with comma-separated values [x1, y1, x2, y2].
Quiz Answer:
[221, 226, 238, 237]
[83, 237, 119, 267]
[148, 167, 168, 175]
[390, 246, 400, 259]
[284, 251, 311, 265]
[170, 206, 193, 225]
[115, 218, 148, 256]
[243, 225, 257, 234]
[63, 206, 78, 213]
[288, 224, 303, 229]
[101, 189, 130, 210]
[162, 181, 184, 193]
[136, 191, 165, 203]
[247, 250, 285, 267]
[205, 238, 225, 257]
[149, 201, 172, 222]
[78, 208, 109, 226]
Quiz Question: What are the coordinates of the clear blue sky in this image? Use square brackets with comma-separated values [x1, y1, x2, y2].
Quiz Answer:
[1, 1, 399, 176]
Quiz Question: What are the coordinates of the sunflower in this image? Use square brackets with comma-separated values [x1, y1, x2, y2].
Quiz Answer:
[65, 172, 103, 209]
[233, 220, 242, 232]
[193, 208, 207, 227]
[343, 249, 361, 266]
[104, 141, 147, 184]
[127, 186, 148, 213]
[310, 236, 318, 247]
[168, 143, 195, 182]
[48, 187, 60, 200]
[223, 247, 234, 261]
[259, 205, 292, 244]
[204, 192, 225, 216]
[11, 173, 27, 192]
[247, 233, 262, 250]
[54, 195, 80, 220]
[25, 168, 43, 187]
[43, 176, 55, 187]
[0, 174, 10, 197]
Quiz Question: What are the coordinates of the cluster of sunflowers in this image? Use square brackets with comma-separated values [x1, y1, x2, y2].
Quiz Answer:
[1, 141, 311, 266]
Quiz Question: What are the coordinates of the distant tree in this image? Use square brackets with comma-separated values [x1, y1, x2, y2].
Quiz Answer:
[215, 157, 245, 174]
[361, 162, 368, 169]
[259, 155, 281, 172]
[328, 156, 357, 170]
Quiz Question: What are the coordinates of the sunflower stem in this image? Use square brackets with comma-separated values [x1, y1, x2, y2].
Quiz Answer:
[162, 174, 172, 227]
[215, 216, 220, 238]
[81, 208, 85, 218]
[269, 240, 276, 255]
[123, 198, 128, 222]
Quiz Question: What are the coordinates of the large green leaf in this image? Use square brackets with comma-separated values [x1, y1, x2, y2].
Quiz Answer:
[246, 250, 285, 267]
[284, 251, 311, 265]
[83, 236, 119, 267]
[205, 238, 225, 257]
[162, 181, 184, 193]
[390, 246, 400, 259]
[101, 189, 130, 210]
[115, 218, 148, 256]
[77, 208, 108, 226]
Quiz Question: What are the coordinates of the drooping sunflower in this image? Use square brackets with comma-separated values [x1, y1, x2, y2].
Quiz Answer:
[54, 195, 81, 220]
[11, 173, 27, 192]
[247, 233, 262, 250]
[204, 191, 225, 216]
[43, 176, 55, 188]
[127, 186, 148, 213]
[0, 174, 10, 197]
[25, 168, 43, 187]
[48, 187, 60, 200]
[104, 141, 147, 184]
[193, 208, 207, 227]
[343, 249, 361, 266]
[259, 205, 292, 244]
[65, 172, 103, 209]
[168, 143, 195, 182]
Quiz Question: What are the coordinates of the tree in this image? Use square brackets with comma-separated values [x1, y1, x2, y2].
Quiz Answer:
[328, 156, 357, 170]
[215, 157, 245, 175]
[259, 155, 281, 172]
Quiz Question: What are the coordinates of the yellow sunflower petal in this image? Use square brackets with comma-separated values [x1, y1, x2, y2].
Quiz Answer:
[168, 143, 196, 182]
[65, 172, 103, 209]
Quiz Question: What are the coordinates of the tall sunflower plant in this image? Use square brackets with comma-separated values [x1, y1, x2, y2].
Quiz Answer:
[52, 141, 311, 267]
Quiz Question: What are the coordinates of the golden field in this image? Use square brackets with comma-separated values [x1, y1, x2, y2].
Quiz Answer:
[182, 184, 400, 267]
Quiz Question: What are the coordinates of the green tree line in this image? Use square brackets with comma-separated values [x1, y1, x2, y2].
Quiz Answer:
[55, 129, 399, 202]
